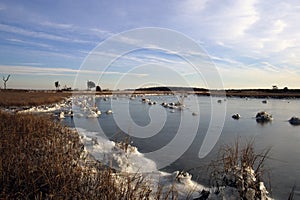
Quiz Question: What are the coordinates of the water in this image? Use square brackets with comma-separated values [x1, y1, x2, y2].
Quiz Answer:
[64, 95, 300, 199]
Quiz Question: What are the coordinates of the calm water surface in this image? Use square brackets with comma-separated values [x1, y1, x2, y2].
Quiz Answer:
[64, 95, 300, 199]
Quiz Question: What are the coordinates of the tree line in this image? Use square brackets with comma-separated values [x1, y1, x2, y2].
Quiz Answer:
[54, 80, 101, 91]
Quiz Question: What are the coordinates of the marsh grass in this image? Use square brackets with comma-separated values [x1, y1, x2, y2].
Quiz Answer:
[209, 139, 271, 199]
[0, 90, 70, 107]
[0, 112, 156, 199]
[288, 184, 296, 200]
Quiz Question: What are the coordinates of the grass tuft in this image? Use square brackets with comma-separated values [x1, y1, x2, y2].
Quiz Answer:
[209, 138, 271, 199]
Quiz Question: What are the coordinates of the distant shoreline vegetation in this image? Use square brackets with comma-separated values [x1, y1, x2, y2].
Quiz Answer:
[134, 86, 209, 92]
[1, 87, 300, 105]
[132, 86, 300, 99]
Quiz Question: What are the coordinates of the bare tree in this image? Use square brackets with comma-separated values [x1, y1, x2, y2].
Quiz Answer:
[55, 81, 60, 90]
[3, 75, 10, 89]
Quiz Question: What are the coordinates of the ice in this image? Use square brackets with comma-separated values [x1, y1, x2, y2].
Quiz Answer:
[18, 97, 72, 113]
[75, 127, 210, 199]
[76, 128, 157, 173]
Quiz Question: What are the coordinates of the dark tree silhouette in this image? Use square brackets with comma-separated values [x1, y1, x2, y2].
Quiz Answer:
[96, 85, 101, 92]
[55, 81, 60, 90]
[3, 75, 10, 89]
[272, 85, 278, 90]
[87, 80, 96, 90]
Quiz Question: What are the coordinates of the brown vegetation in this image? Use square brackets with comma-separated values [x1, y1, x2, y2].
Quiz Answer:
[209, 139, 271, 199]
[0, 90, 70, 107]
[0, 112, 157, 199]
[2, 88, 299, 109]
[220, 89, 300, 98]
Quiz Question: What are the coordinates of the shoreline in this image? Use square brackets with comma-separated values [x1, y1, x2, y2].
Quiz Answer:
[1, 89, 299, 114]
[67, 89, 300, 99]
[2, 89, 300, 103]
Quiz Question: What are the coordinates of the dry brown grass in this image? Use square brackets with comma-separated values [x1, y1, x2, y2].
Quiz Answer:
[0, 112, 159, 199]
[209, 139, 271, 199]
[0, 90, 70, 107]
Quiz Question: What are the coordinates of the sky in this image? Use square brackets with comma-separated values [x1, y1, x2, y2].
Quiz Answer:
[0, 0, 300, 90]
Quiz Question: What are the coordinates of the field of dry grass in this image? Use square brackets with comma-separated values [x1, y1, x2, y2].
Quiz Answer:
[223, 91, 300, 98]
[0, 90, 71, 107]
[0, 112, 155, 199]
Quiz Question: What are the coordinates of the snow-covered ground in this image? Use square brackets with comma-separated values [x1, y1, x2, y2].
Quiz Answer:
[77, 127, 209, 199]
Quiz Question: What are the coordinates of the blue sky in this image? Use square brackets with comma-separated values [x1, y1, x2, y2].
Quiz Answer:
[0, 0, 300, 89]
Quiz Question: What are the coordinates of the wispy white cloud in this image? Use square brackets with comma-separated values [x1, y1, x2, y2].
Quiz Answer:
[89, 28, 113, 38]
[0, 23, 65, 41]
[16, 62, 43, 66]
[42, 21, 74, 29]
[259, 62, 281, 72]
[181, 0, 209, 14]
[271, 19, 287, 35]
[0, 65, 78, 76]
[7, 38, 51, 48]
[210, 55, 243, 66]
[0, 23, 92, 44]
[0, 65, 148, 78]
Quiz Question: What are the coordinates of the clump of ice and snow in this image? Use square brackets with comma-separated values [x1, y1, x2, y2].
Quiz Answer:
[209, 166, 270, 200]
[76, 128, 209, 199]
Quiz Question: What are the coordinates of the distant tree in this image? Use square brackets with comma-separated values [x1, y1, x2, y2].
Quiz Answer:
[272, 85, 278, 90]
[3, 75, 10, 90]
[62, 85, 72, 91]
[283, 87, 289, 92]
[55, 81, 60, 90]
[96, 85, 101, 92]
[87, 80, 96, 90]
